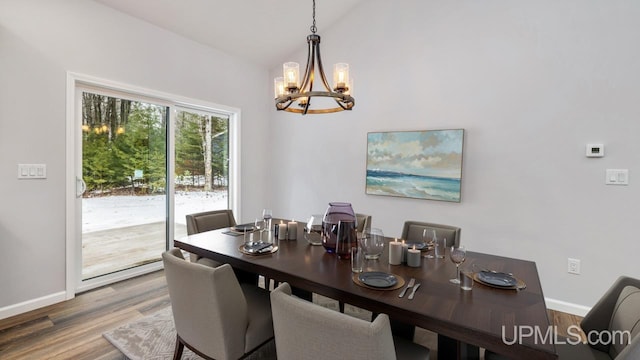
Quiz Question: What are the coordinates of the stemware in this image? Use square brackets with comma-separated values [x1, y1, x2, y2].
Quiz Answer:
[449, 245, 466, 284]
[360, 228, 385, 259]
[423, 228, 436, 259]
[262, 209, 273, 232]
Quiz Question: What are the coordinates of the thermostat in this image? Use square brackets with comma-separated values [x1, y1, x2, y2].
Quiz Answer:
[586, 144, 604, 157]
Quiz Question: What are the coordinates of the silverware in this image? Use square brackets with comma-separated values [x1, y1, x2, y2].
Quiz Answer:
[398, 278, 415, 298]
[408, 283, 421, 300]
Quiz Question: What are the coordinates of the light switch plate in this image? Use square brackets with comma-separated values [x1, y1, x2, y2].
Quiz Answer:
[17, 164, 47, 179]
[605, 169, 628, 185]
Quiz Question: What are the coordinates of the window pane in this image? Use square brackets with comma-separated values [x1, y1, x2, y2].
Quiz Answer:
[174, 109, 230, 239]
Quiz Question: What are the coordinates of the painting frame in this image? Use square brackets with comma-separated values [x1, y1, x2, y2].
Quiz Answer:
[366, 129, 464, 202]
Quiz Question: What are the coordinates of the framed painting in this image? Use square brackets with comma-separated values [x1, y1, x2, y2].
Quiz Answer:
[366, 129, 464, 202]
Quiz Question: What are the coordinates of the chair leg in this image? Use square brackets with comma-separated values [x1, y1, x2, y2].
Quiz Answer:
[339, 301, 345, 313]
[173, 334, 185, 360]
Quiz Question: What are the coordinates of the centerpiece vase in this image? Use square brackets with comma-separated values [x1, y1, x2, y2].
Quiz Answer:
[322, 202, 356, 254]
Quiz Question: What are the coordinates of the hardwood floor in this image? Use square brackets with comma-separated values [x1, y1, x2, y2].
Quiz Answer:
[0, 270, 583, 360]
[0, 271, 169, 360]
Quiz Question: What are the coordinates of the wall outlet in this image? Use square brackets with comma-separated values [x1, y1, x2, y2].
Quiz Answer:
[568, 258, 581, 275]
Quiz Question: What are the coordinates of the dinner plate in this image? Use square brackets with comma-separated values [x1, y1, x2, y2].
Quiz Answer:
[232, 223, 256, 232]
[477, 271, 518, 287]
[405, 242, 429, 251]
[358, 272, 398, 288]
[238, 243, 278, 255]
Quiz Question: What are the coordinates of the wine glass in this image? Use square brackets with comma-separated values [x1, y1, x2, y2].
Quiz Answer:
[360, 228, 384, 259]
[423, 228, 436, 259]
[449, 245, 466, 284]
[262, 209, 273, 232]
[254, 218, 264, 243]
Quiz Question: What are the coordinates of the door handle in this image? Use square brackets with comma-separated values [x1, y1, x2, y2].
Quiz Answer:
[76, 177, 86, 198]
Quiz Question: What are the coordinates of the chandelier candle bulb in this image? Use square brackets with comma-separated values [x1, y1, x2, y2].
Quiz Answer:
[407, 246, 421, 267]
[283, 62, 300, 90]
[389, 239, 402, 265]
[287, 220, 298, 240]
[274, 77, 285, 98]
[333, 63, 350, 91]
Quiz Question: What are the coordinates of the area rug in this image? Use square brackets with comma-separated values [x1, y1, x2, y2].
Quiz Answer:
[103, 307, 276, 360]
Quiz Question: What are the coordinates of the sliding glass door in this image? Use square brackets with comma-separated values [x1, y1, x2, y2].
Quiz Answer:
[69, 74, 238, 293]
[80, 92, 168, 280]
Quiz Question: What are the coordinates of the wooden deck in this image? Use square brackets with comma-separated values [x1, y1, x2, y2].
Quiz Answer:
[82, 222, 186, 280]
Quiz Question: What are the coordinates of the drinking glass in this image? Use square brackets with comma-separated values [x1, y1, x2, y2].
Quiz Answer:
[460, 270, 473, 291]
[262, 209, 273, 232]
[254, 218, 264, 243]
[423, 228, 436, 259]
[304, 215, 323, 245]
[360, 228, 384, 259]
[449, 246, 466, 284]
[351, 246, 364, 273]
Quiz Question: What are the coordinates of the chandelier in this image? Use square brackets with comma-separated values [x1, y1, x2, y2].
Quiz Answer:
[274, 0, 355, 115]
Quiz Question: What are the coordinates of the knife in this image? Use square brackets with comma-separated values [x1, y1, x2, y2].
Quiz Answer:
[408, 283, 421, 300]
[398, 278, 415, 298]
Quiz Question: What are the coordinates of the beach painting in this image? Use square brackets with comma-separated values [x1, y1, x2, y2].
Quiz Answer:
[366, 129, 464, 202]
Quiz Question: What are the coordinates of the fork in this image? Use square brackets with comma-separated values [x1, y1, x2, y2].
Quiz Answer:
[398, 278, 415, 298]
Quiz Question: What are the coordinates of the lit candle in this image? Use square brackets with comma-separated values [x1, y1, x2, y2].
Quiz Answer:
[402, 240, 408, 264]
[407, 245, 421, 267]
[287, 220, 298, 240]
[278, 222, 288, 240]
[389, 238, 402, 265]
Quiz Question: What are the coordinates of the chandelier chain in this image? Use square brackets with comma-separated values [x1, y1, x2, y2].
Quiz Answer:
[310, 0, 317, 33]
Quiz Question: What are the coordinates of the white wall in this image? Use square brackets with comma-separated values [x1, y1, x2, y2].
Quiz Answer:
[0, 0, 271, 314]
[269, 0, 640, 311]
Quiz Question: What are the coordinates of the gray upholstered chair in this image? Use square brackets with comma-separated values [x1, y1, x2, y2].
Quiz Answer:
[355, 213, 372, 234]
[162, 249, 274, 360]
[185, 210, 258, 285]
[486, 276, 640, 360]
[186, 209, 237, 266]
[401, 221, 461, 248]
[186, 209, 237, 235]
[270, 282, 430, 360]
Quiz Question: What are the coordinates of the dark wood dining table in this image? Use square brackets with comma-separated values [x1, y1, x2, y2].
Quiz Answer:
[174, 224, 557, 360]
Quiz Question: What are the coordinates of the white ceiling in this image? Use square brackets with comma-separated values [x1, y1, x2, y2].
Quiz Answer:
[95, 0, 364, 68]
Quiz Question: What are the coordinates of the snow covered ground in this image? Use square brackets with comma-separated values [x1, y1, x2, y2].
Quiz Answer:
[82, 190, 228, 232]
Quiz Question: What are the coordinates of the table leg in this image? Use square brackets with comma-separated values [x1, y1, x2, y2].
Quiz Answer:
[438, 335, 480, 360]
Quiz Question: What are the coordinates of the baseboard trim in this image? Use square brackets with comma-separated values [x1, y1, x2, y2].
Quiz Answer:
[545, 297, 591, 317]
[0, 291, 67, 320]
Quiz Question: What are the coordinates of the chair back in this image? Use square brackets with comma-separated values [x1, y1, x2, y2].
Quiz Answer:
[355, 213, 372, 234]
[401, 221, 461, 248]
[270, 282, 397, 360]
[186, 209, 237, 235]
[580, 276, 640, 357]
[162, 249, 249, 360]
